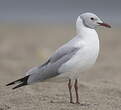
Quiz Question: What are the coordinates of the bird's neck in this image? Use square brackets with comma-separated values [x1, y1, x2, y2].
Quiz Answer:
[76, 17, 98, 40]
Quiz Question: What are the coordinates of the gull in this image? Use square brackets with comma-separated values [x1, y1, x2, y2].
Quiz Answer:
[6, 12, 111, 104]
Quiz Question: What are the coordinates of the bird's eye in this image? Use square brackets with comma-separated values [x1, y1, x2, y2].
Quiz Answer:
[90, 17, 94, 20]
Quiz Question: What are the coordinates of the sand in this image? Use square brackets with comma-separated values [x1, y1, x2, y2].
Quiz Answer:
[0, 23, 121, 110]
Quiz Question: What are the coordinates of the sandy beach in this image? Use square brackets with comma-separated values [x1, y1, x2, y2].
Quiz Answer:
[0, 24, 121, 110]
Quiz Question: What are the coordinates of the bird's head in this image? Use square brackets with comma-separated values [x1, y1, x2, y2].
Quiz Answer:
[77, 12, 111, 29]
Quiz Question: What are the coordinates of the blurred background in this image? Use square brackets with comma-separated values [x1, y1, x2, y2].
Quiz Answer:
[0, 0, 121, 24]
[0, 0, 121, 109]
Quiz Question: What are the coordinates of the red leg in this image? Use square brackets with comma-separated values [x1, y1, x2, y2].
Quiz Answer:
[68, 79, 74, 104]
[74, 79, 80, 104]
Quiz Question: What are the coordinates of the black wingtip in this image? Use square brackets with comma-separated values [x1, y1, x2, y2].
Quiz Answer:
[6, 80, 21, 86]
[6, 82, 14, 86]
[6, 75, 30, 89]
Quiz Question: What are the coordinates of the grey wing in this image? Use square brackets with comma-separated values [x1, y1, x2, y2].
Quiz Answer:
[26, 45, 77, 76]
[27, 45, 80, 84]
[50, 45, 80, 63]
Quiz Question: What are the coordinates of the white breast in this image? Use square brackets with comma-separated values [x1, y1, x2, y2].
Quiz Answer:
[59, 29, 99, 78]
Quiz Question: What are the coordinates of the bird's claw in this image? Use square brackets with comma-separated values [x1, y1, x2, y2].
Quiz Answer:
[70, 101, 75, 104]
[75, 101, 80, 104]
[70, 101, 80, 104]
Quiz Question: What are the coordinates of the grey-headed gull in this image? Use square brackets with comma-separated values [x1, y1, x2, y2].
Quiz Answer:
[6, 12, 111, 104]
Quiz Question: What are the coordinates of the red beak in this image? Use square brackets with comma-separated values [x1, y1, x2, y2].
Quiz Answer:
[98, 22, 111, 28]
